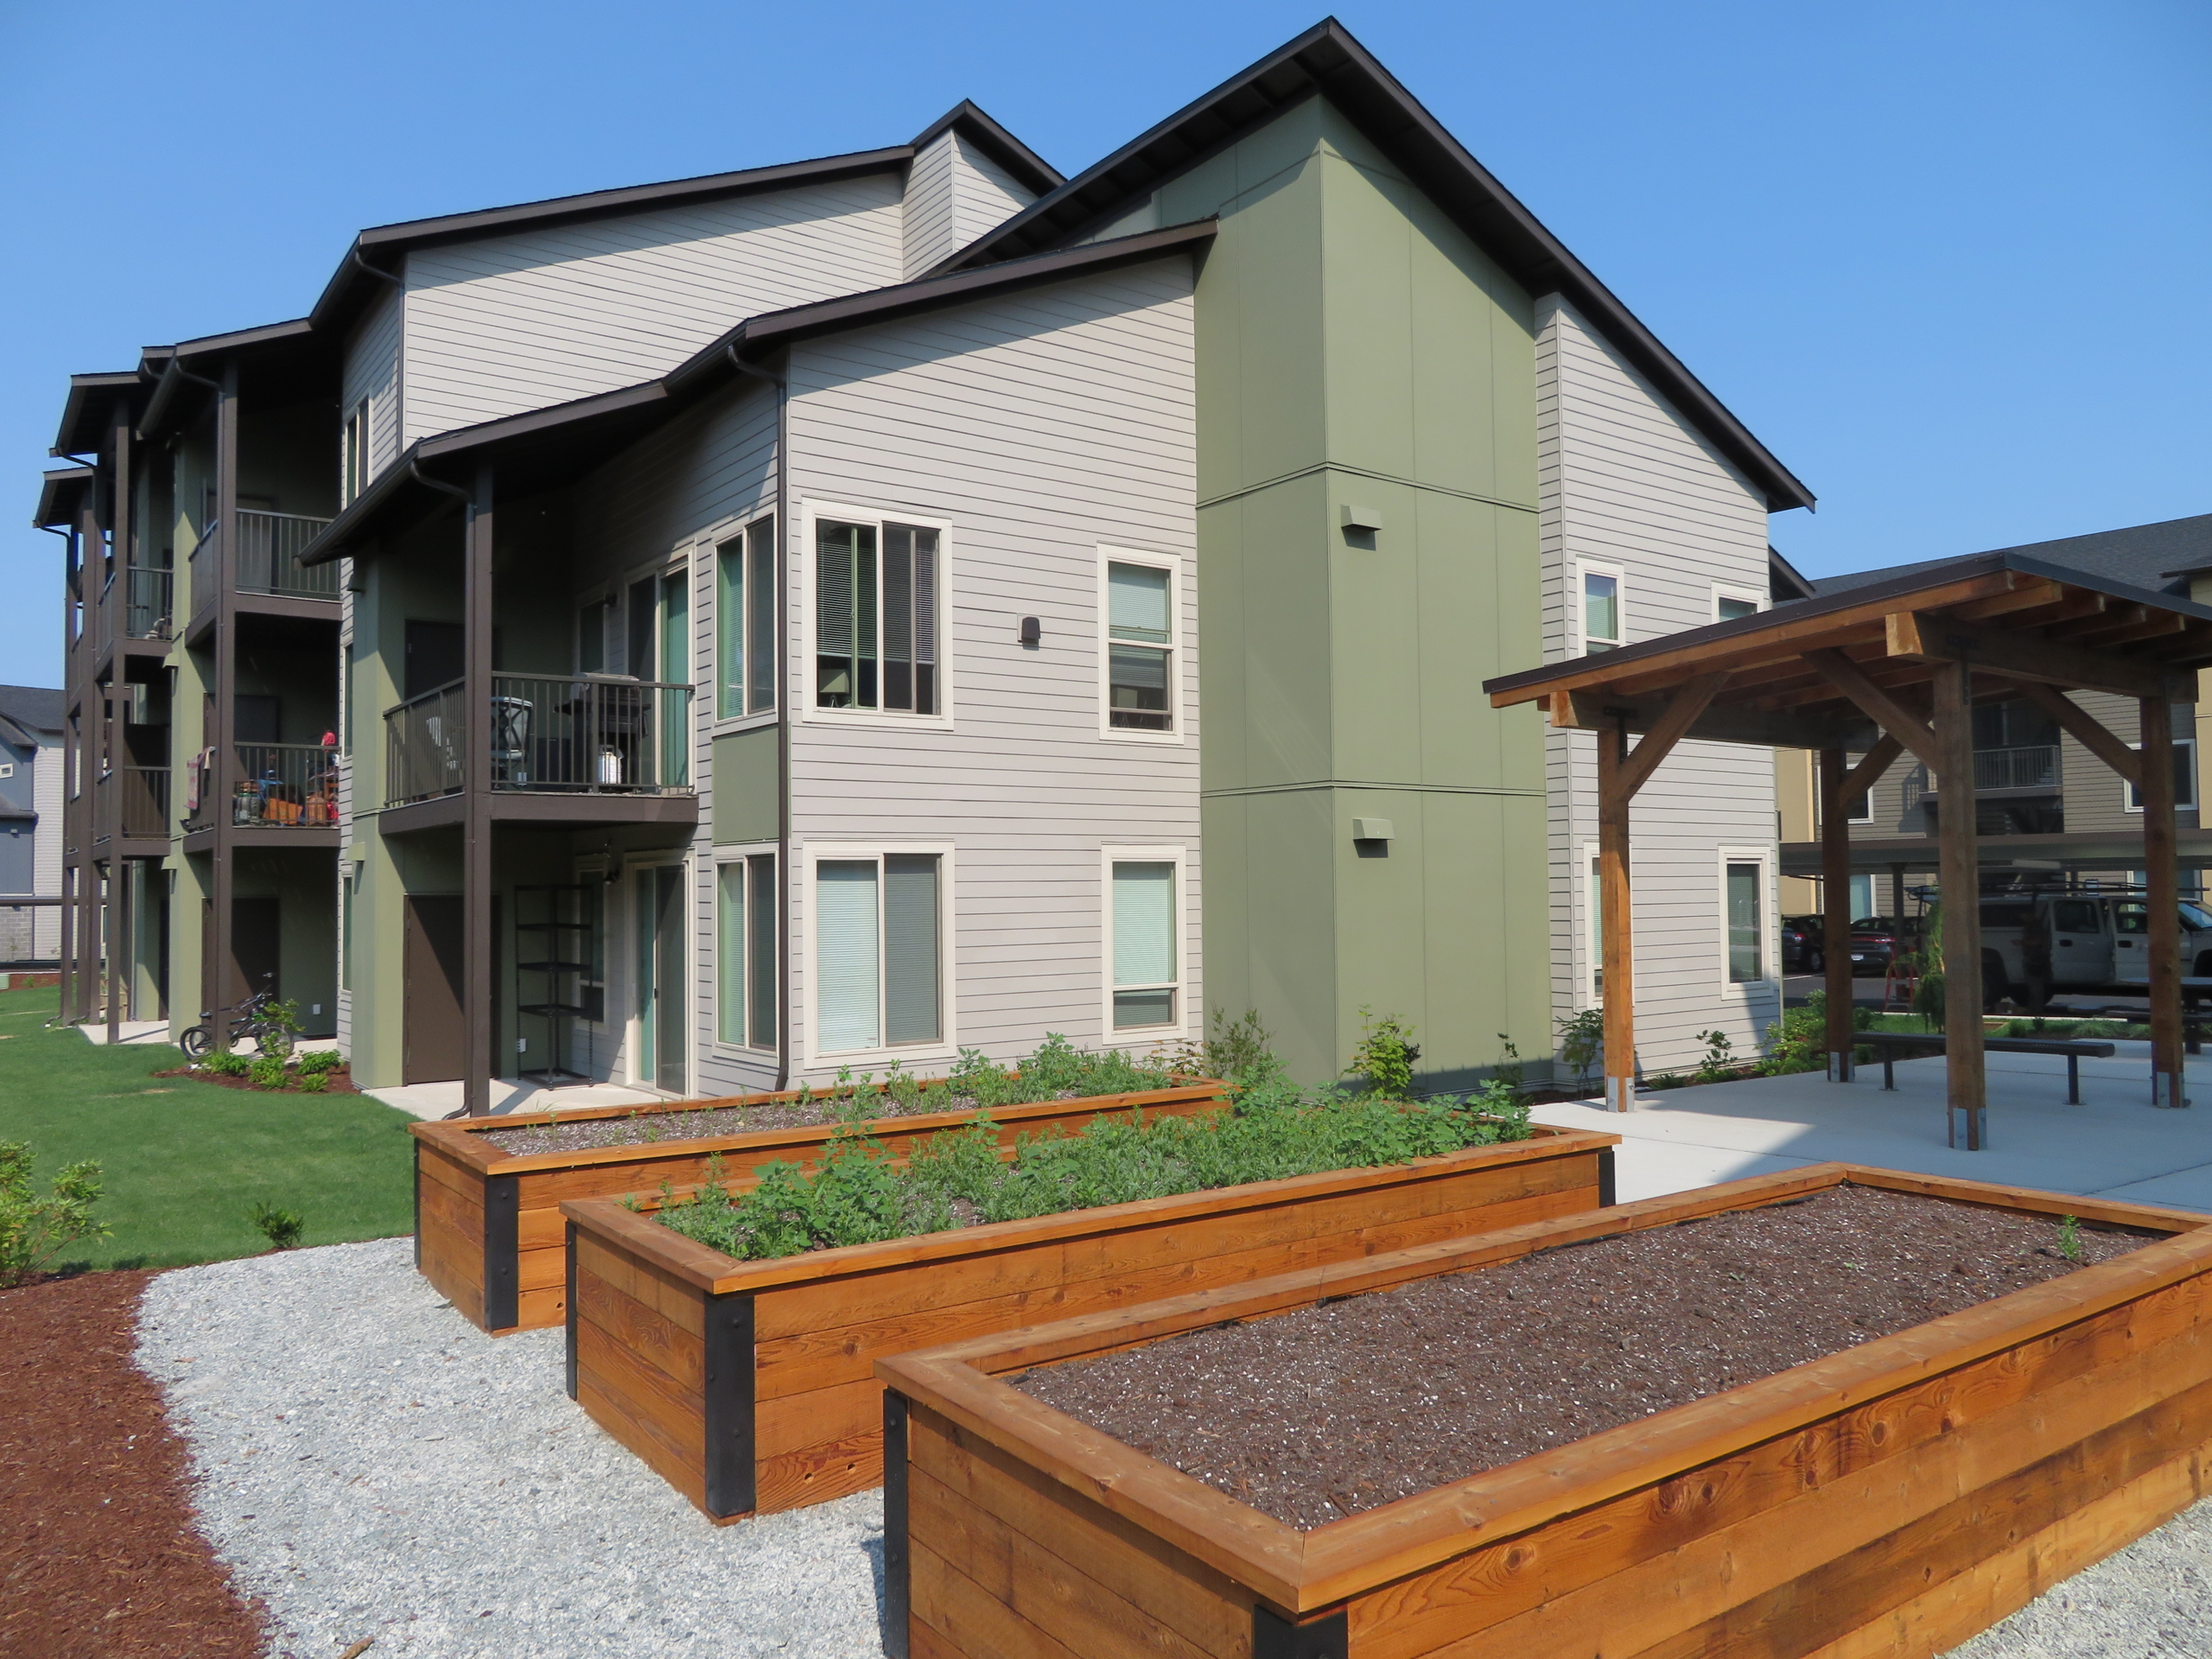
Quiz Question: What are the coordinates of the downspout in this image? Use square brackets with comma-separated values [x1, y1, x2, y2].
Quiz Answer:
[725, 344, 793, 1091]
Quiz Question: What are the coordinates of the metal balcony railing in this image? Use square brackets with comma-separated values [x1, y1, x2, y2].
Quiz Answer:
[124, 567, 173, 639]
[1974, 744, 2060, 791]
[383, 674, 694, 807]
[232, 743, 342, 826]
[235, 510, 338, 599]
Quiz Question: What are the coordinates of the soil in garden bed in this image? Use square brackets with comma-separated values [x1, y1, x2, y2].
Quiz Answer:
[0, 1269, 265, 1658]
[477, 1089, 1097, 1154]
[150, 1065, 362, 1096]
[1014, 1185, 2163, 1529]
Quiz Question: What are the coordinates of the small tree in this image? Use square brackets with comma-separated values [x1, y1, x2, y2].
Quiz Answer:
[1555, 1007, 1605, 1090]
[1344, 1008, 1421, 1098]
[0, 1142, 108, 1287]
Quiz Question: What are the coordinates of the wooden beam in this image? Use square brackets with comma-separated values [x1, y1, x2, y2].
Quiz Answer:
[2006, 681, 2142, 787]
[1802, 649, 1943, 768]
[1945, 579, 2068, 622]
[1885, 609, 2190, 701]
[2142, 696, 2187, 1109]
[2046, 603, 2144, 644]
[1614, 673, 1729, 799]
[1931, 660, 1987, 1150]
[1842, 734, 1906, 805]
[1605, 625, 1889, 699]
[2092, 611, 2191, 649]
[1819, 749, 1856, 1080]
[1596, 722, 1635, 1113]
[1548, 690, 1870, 753]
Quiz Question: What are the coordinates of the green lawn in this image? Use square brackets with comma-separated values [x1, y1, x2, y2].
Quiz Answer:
[0, 985, 417, 1270]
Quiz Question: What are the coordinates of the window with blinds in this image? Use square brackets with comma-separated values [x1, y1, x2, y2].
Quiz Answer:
[1105, 559, 1173, 733]
[1726, 861, 1763, 982]
[716, 853, 778, 1049]
[814, 852, 943, 1052]
[1110, 858, 1177, 1029]
[816, 518, 938, 714]
[717, 518, 777, 720]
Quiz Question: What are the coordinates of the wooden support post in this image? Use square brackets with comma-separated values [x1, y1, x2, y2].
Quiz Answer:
[1819, 748, 1855, 1079]
[207, 360, 240, 1048]
[463, 464, 495, 1118]
[106, 405, 130, 1046]
[2141, 695, 2188, 1109]
[1931, 660, 1987, 1148]
[1597, 719, 1634, 1111]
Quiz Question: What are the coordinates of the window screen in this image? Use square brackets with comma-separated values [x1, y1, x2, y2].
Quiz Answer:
[1726, 861, 1762, 982]
[1112, 860, 1176, 1028]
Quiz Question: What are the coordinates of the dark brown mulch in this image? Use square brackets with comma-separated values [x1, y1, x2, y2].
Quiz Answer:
[1014, 1185, 2162, 1529]
[0, 1270, 266, 1658]
[149, 1065, 362, 1096]
[479, 1089, 1091, 1154]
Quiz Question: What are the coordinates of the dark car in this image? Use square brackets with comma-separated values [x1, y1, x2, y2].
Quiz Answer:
[1781, 915, 1825, 973]
[1847, 916, 1924, 976]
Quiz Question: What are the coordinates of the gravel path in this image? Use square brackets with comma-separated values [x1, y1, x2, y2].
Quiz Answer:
[1948, 1498, 2212, 1658]
[135, 1237, 885, 1658]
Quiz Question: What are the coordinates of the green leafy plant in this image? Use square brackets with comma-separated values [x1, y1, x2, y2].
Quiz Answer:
[1344, 1008, 1421, 1098]
[1493, 1034, 1524, 1090]
[1645, 1071, 1689, 1091]
[295, 1048, 345, 1077]
[256, 999, 302, 1060]
[202, 1050, 251, 1077]
[2058, 1214, 2084, 1265]
[0, 1141, 107, 1287]
[1692, 1029, 1737, 1085]
[249, 1201, 304, 1250]
[1555, 1007, 1605, 1090]
[297, 1072, 330, 1095]
[247, 1055, 289, 1090]
[1759, 992, 1878, 1077]
[1151, 1007, 1275, 1084]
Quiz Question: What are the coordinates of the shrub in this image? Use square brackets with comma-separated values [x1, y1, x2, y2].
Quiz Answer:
[1760, 992, 1877, 1077]
[202, 1050, 251, 1077]
[1344, 1008, 1421, 1097]
[1555, 1007, 1605, 1090]
[1692, 1029, 1737, 1084]
[250, 1201, 304, 1249]
[297, 1072, 330, 1094]
[0, 1142, 107, 1287]
[247, 1055, 289, 1090]
[296, 1048, 345, 1077]
[658, 1080, 1533, 1263]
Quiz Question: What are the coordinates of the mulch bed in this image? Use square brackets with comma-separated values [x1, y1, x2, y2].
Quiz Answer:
[149, 1065, 363, 1096]
[480, 1089, 1086, 1154]
[0, 1271, 265, 1658]
[1015, 1185, 2162, 1529]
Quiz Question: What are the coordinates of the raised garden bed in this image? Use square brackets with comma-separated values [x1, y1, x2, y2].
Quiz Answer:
[559, 1124, 1619, 1522]
[412, 1080, 1229, 1334]
[877, 1164, 2212, 1659]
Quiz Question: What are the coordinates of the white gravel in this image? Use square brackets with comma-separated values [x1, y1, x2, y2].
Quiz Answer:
[131, 1236, 2212, 1658]
[135, 1237, 886, 1658]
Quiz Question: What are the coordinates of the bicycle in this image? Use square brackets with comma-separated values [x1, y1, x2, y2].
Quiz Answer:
[180, 979, 296, 1062]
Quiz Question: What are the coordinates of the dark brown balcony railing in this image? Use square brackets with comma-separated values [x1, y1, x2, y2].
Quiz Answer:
[184, 744, 341, 830]
[235, 510, 338, 599]
[383, 674, 693, 807]
[124, 566, 173, 639]
[99, 766, 170, 839]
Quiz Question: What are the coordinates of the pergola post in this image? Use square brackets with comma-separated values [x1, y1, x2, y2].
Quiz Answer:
[2140, 695, 2188, 1109]
[1819, 747, 1854, 1079]
[1597, 718, 1634, 1111]
[1930, 660, 1987, 1148]
[463, 463, 496, 1118]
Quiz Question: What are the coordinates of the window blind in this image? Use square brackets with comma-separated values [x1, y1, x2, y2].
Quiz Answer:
[817, 861, 880, 1051]
[883, 855, 941, 1045]
[1113, 861, 1175, 985]
[717, 862, 745, 1042]
[1108, 563, 1170, 642]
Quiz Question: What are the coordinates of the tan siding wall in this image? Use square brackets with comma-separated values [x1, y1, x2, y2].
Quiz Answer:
[342, 285, 404, 484]
[903, 131, 1038, 277]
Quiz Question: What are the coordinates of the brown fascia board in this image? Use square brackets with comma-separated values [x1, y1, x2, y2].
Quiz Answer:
[50, 372, 147, 458]
[303, 222, 1217, 566]
[305, 144, 918, 334]
[33, 467, 94, 529]
[1481, 550, 2212, 699]
[133, 318, 327, 441]
[907, 100, 1065, 197]
[937, 17, 1815, 514]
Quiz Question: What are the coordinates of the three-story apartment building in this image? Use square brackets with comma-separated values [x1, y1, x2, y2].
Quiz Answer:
[41, 22, 1813, 1102]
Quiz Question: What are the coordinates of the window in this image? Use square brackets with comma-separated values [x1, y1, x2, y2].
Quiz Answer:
[716, 518, 777, 719]
[716, 852, 778, 1048]
[1584, 845, 1604, 1003]
[812, 850, 945, 1054]
[1102, 555, 1178, 736]
[1724, 856, 1765, 983]
[1106, 852, 1180, 1030]
[815, 518, 938, 715]
[1843, 751, 1873, 822]
[1582, 567, 1623, 652]
[2126, 740, 2197, 812]
[340, 400, 370, 506]
[1715, 590, 1763, 623]
[340, 872, 353, 992]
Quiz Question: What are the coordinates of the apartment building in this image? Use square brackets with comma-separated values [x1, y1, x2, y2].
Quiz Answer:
[0, 685, 64, 964]
[1776, 514, 2212, 921]
[40, 21, 1813, 1098]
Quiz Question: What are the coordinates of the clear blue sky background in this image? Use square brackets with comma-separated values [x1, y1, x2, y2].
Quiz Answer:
[3, 0, 2205, 690]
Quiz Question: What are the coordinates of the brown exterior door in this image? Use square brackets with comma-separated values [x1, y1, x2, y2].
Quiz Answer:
[404, 894, 466, 1083]
[228, 895, 280, 1008]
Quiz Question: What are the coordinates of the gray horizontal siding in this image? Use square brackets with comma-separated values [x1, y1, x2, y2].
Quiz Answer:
[342, 286, 404, 486]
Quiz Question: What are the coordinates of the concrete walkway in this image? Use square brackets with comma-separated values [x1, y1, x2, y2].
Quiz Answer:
[358, 1076, 664, 1122]
[1534, 1041, 2212, 1212]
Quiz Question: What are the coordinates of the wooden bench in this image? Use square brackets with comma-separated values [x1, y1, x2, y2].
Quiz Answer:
[1859, 1030, 2116, 1105]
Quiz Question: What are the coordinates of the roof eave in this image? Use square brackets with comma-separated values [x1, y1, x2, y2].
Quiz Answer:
[908, 101, 1065, 197]
[33, 467, 95, 530]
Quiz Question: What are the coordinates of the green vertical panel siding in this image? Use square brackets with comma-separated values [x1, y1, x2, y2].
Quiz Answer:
[709, 727, 779, 845]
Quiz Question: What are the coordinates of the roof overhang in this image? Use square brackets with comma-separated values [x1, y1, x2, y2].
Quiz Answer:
[302, 220, 1217, 566]
[33, 467, 94, 530]
[51, 372, 152, 457]
[908, 100, 1065, 197]
[1484, 552, 2212, 753]
[136, 318, 326, 439]
[935, 18, 1813, 513]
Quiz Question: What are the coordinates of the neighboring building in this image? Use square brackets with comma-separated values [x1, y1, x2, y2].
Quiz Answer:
[0, 685, 64, 964]
[1774, 514, 2212, 921]
[39, 22, 1814, 1092]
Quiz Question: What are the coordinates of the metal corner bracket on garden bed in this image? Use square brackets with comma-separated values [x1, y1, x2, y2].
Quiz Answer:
[877, 1163, 2212, 1659]
[410, 1080, 1230, 1334]
[560, 1126, 1621, 1522]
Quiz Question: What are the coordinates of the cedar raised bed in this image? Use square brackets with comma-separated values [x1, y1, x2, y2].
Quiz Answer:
[560, 1125, 1619, 1522]
[876, 1164, 2212, 1659]
[411, 1082, 1229, 1334]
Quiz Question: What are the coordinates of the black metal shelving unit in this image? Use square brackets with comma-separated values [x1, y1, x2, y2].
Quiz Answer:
[514, 883, 594, 1085]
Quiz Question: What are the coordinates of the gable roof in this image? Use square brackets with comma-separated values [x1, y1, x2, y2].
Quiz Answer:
[1802, 513, 2212, 602]
[0, 686, 65, 737]
[32, 467, 92, 530]
[933, 17, 1813, 514]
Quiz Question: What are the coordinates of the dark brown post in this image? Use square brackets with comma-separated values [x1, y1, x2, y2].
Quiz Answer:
[106, 404, 132, 1045]
[1931, 660, 1986, 1147]
[463, 463, 495, 1116]
[2141, 695, 2187, 1109]
[73, 486, 105, 1027]
[206, 360, 240, 1045]
[1819, 747, 1854, 1079]
[1597, 719, 1634, 1111]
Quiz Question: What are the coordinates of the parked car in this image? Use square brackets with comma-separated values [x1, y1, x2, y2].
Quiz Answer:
[1847, 916, 1923, 977]
[1980, 893, 2212, 998]
[1782, 915, 1825, 973]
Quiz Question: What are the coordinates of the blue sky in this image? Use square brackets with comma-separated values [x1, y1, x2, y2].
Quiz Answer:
[3, 0, 2206, 688]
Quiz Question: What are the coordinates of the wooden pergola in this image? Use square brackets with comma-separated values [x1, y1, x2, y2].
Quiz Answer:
[1484, 553, 2212, 1147]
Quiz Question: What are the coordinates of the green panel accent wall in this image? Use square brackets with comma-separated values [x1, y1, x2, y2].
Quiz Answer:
[1177, 97, 1550, 1088]
[711, 726, 781, 844]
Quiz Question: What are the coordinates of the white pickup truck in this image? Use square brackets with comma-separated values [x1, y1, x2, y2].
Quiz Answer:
[1977, 893, 2212, 998]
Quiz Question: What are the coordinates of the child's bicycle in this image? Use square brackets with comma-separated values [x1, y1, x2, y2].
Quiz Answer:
[179, 978, 294, 1061]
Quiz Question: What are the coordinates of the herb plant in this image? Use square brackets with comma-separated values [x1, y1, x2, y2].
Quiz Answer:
[0, 1141, 107, 1287]
[2058, 1214, 2084, 1264]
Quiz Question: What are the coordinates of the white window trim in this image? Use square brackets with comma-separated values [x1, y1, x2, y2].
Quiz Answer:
[623, 852, 694, 1097]
[1716, 844, 1779, 995]
[2125, 740, 2197, 813]
[1580, 562, 1625, 653]
[709, 506, 779, 733]
[799, 840, 958, 1068]
[1096, 546, 1188, 746]
[340, 399, 371, 506]
[1713, 585, 1766, 623]
[797, 497, 956, 732]
[1100, 844, 1191, 1043]
[710, 842, 778, 1056]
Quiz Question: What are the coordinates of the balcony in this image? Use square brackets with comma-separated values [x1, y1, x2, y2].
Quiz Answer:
[1908, 746, 2062, 807]
[384, 674, 695, 819]
[124, 566, 173, 639]
[185, 744, 341, 831]
[236, 510, 338, 599]
[98, 766, 170, 842]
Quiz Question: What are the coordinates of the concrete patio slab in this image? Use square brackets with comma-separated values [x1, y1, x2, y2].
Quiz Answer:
[358, 1077, 664, 1122]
